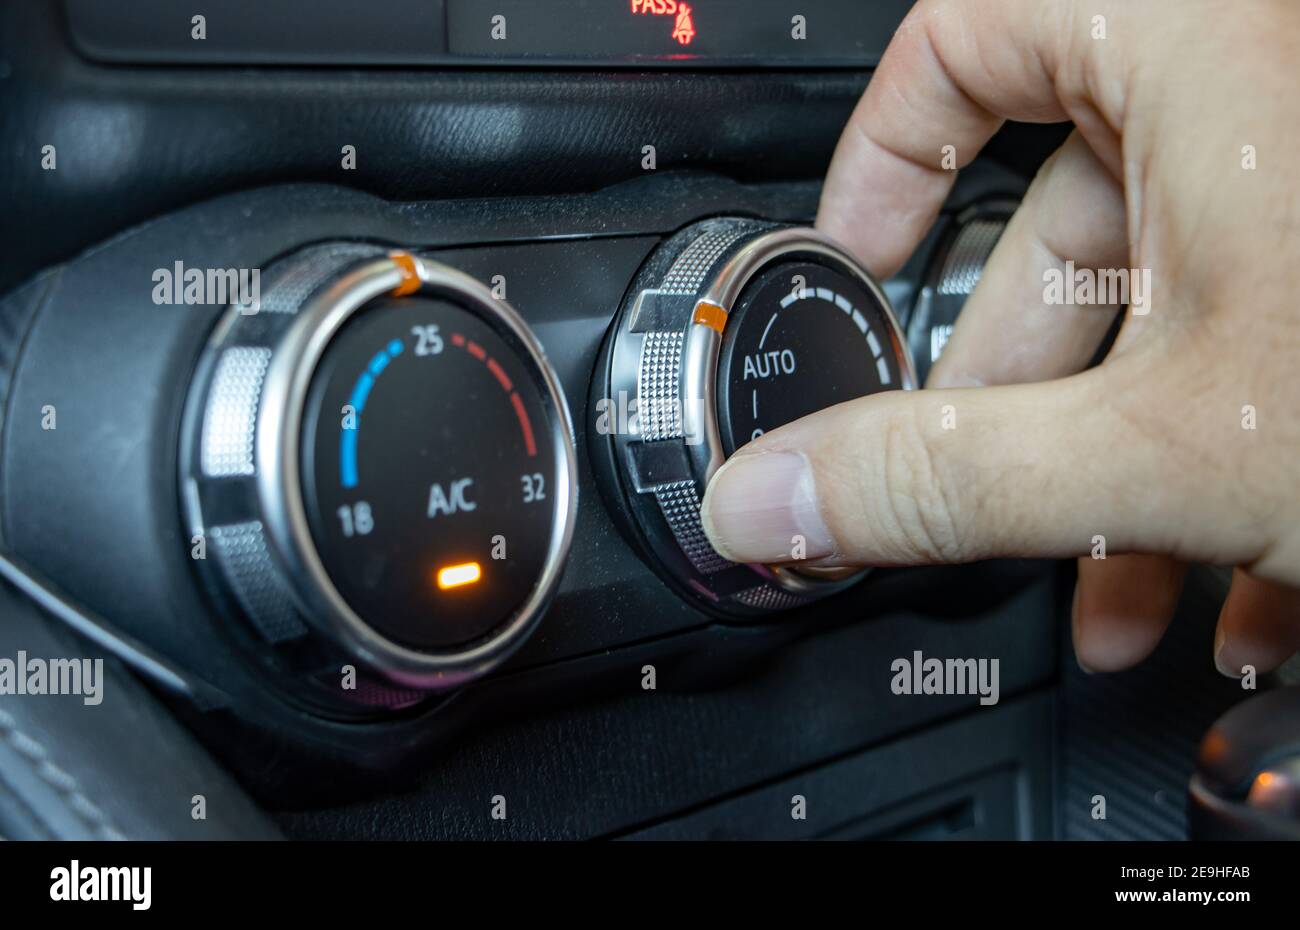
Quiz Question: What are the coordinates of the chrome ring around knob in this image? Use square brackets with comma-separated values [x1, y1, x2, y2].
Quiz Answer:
[593, 219, 916, 619]
[181, 245, 577, 698]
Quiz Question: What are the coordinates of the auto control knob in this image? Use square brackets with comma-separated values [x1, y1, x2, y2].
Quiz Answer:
[592, 219, 916, 618]
[181, 244, 577, 702]
[907, 200, 1015, 383]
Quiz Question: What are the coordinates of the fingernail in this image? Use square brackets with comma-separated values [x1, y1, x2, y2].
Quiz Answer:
[1070, 585, 1096, 674]
[700, 451, 835, 564]
[1213, 624, 1239, 677]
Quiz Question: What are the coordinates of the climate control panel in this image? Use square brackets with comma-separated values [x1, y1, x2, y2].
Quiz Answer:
[176, 223, 916, 704]
[0, 173, 1022, 748]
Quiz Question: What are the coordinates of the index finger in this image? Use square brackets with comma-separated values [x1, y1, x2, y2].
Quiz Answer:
[817, 0, 1125, 277]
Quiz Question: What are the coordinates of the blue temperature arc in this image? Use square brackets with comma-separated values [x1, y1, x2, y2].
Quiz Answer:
[340, 338, 404, 489]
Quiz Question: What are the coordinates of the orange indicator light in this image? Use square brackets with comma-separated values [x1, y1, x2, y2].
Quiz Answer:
[436, 562, 482, 590]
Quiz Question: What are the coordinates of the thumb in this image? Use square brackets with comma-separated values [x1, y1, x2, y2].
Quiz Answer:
[699, 370, 1177, 568]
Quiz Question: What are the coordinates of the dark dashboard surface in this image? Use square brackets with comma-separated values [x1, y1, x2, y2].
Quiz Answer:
[0, 1, 1061, 299]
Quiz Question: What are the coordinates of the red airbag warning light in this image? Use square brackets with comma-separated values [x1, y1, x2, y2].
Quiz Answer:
[630, 0, 697, 46]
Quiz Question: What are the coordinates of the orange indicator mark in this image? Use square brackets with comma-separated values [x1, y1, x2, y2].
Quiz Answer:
[436, 561, 482, 590]
[692, 301, 728, 333]
[389, 251, 422, 296]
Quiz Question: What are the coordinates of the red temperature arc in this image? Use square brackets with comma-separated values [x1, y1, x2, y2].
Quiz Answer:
[450, 332, 537, 456]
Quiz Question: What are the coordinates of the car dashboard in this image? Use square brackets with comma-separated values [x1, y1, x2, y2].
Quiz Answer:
[0, 0, 1283, 851]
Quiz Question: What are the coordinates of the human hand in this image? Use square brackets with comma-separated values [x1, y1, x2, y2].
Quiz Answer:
[700, 0, 1300, 675]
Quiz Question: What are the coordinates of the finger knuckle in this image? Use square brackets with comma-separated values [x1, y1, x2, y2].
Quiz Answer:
[872, 405, 968, 563]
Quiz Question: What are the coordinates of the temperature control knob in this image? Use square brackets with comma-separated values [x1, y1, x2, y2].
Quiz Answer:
[181, 245, 576, 700]
[592, 219, 916, 617]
